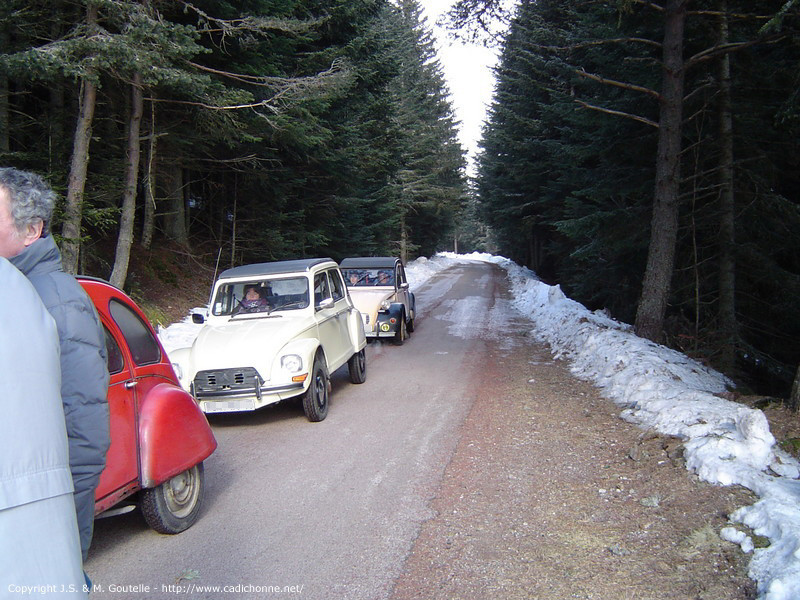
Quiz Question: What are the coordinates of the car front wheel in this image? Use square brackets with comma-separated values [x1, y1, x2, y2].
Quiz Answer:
[302, 356, 329, 422]
[141, 463, 204, 534]
[348, 348, 367, 384]
[394, 314, 407, 345]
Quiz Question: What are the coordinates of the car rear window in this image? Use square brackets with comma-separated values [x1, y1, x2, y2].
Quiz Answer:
[103, 326, 125, 375]
[109, 299, 161, 366]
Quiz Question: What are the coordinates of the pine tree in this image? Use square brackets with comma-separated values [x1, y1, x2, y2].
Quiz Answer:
[475, 0, 800, 389]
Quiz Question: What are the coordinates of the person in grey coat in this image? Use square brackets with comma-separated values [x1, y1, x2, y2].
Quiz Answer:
[0, 257, 88, 598]
[0, 167, 110, 561]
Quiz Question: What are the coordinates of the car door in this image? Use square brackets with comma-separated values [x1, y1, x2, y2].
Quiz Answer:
[314, 270, 349, 369]
[95, 297, 174, 510]
[94, 320, 139, 509]
[328, 268, 356, 356]
[395, 261, 411, 317]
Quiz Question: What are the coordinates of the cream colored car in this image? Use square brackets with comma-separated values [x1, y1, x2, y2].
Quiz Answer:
[339, 257, 416, 344]
[171, 258, 367, 421]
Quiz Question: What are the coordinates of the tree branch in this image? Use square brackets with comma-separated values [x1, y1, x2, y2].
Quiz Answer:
[188, 59, 344, 89]
[147, 96, 280, 113]
[574, 100, 659, 128]
[624, 1, 665, 12]
[177, 1, 322, 35]
[538, 37, 662, 52]
[575, 68, 661, 99]
[685, 36, 786, 68]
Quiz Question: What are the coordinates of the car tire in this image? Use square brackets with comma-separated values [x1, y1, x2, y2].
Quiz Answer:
[140, 463, 204, 534]
[407, 296, 416, 332]
[302, 356, 329, 422]
[348, 348, 367, 384]
[394, 314, 407, 345]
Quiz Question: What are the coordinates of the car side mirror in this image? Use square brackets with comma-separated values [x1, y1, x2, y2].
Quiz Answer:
[192, 313, 205, 324]
[400, 282, 409, 290]
[316, 297, 334, 311]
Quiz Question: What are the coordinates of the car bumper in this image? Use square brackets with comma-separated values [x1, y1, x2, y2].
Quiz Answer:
[361, 314, 398, 338]
[195, 381, 305, 414]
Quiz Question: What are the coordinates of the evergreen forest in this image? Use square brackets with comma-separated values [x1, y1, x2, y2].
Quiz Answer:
[1, 0, 467, 282]
[471, 0, 800, 395]
[2, 0, 800, 396]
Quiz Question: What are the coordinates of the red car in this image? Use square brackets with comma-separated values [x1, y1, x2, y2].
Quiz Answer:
[78, 277, 217, 534]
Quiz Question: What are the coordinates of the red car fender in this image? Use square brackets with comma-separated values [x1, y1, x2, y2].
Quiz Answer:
[138, 383, 217, 489]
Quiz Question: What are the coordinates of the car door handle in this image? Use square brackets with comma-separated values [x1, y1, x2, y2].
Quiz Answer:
[125, 380, 138, 389]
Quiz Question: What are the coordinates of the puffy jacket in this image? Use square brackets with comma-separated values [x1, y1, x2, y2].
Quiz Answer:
[0, 257, 87, 597]
[11, 236, 110, 560]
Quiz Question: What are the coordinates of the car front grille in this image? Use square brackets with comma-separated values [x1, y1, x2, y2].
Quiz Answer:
[194, 367, 262, 396]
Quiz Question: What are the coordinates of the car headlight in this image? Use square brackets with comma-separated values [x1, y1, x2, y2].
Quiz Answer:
[380, 299, 391, 310]
[281, 354, 303, 373]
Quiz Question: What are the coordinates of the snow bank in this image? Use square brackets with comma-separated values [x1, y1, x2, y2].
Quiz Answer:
[453, 251, 800, 600]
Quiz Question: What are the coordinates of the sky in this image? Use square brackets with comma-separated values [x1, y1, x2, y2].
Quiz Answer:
[418, 0, 504, 172]
[160, 253, 800, 600]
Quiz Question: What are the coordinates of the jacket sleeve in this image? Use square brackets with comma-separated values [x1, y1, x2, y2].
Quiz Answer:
[36, 274, 111, 471]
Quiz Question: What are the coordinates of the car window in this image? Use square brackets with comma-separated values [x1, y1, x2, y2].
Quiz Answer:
[343, 269, 368, 287]
[397, 264, 407, 286]
[212, 282, 237, 315]
[109, 299, 161, 366]
[268, 277, 310, 312]
[212, 277, 310, 315]
[314, 273, 331, 306]
[343, 267, 394, 286]
[103, 326, 125, 375]
[329, 269, 346, 302]
[375, 268, 394, 286]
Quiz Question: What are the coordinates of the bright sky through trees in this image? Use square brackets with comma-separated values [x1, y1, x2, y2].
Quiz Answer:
[419, 0, 501, 173]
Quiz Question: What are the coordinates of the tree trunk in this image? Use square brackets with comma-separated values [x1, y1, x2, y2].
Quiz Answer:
[141, 101, 157, 250]
[110, 73, 144, 289]
[790, 364, 800, 413]
[634, 0, 688, 342]
[61, 4, 98, 274]
[716, 0, 737, 373]
[162, 162, 188, 245]
[400, 214, 409, 264]
[230, 175, 237, 268]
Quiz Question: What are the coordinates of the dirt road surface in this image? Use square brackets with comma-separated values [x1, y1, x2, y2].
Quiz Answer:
[85, 261, 755, 599]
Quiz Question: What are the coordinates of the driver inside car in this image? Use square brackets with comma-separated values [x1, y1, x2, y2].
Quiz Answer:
[376, 270, 393, 286]
[235, 284, 269, 314]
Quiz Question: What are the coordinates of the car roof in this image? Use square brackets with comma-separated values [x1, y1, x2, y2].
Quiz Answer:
[217, 258, 336, 280]
[339, 257, 400, 269]
[76, 276, 154, 325]
[76, 275, 126, 300]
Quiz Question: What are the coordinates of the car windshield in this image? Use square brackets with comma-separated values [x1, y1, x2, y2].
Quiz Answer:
[343, 268, 394, 287]
[211, 276, 310, 317]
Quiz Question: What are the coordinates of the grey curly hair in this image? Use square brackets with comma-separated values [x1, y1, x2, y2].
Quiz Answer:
[0, 167, 55, 237]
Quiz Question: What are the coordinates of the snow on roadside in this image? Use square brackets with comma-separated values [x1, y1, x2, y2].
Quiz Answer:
[157, 251, 800, 599]
[444, 251, 800, 600]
